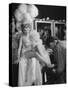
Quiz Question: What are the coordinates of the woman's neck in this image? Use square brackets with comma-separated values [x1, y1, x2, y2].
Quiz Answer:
[23, 32, 30, 38]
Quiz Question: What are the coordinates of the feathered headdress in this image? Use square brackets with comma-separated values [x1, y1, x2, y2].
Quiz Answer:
[14, 4, 38, 23]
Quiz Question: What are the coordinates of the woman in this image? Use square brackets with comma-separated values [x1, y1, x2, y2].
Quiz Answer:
[14, 22, 54, 86]
[14, 4, 54, 86]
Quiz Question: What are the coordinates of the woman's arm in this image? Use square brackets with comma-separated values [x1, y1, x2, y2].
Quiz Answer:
[14, 36, 23, 64]
[36, 44, 54, 68]
[18, 36, 23, 59]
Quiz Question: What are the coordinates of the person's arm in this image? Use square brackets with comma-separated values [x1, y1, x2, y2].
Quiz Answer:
[36, 44, 54, 68]
[30, 30, 54, 67]
[14, 36, 23, 64]
[18, 36, 23, 59]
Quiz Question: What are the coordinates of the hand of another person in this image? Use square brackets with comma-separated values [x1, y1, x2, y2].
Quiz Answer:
[52, 68, 56, 73]
[47, 63, 55, 68]
[47, 49, 53, 55]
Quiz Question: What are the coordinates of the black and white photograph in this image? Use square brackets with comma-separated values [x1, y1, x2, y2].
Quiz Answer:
[9, 3, 66, 87]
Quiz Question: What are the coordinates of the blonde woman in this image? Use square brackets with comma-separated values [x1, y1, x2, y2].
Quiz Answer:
[14, 4, 54, 86]
[15, 24, 54, 86]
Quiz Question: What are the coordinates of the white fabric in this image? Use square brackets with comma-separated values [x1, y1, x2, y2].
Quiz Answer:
[18, 30, 51, 86]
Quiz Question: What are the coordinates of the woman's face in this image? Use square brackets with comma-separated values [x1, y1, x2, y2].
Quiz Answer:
[22, 24, 31, 34]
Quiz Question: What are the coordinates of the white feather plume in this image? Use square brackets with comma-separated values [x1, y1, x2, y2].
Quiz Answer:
[27, 4, 39, 18]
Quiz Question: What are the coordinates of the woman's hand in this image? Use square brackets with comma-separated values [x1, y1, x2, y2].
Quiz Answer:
[13, 59, 20, 64]
[13, 56, 20, 64]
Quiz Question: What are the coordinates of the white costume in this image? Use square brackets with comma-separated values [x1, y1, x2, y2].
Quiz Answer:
[18, 30, 51, 86]
[14, 4, 52, 86]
